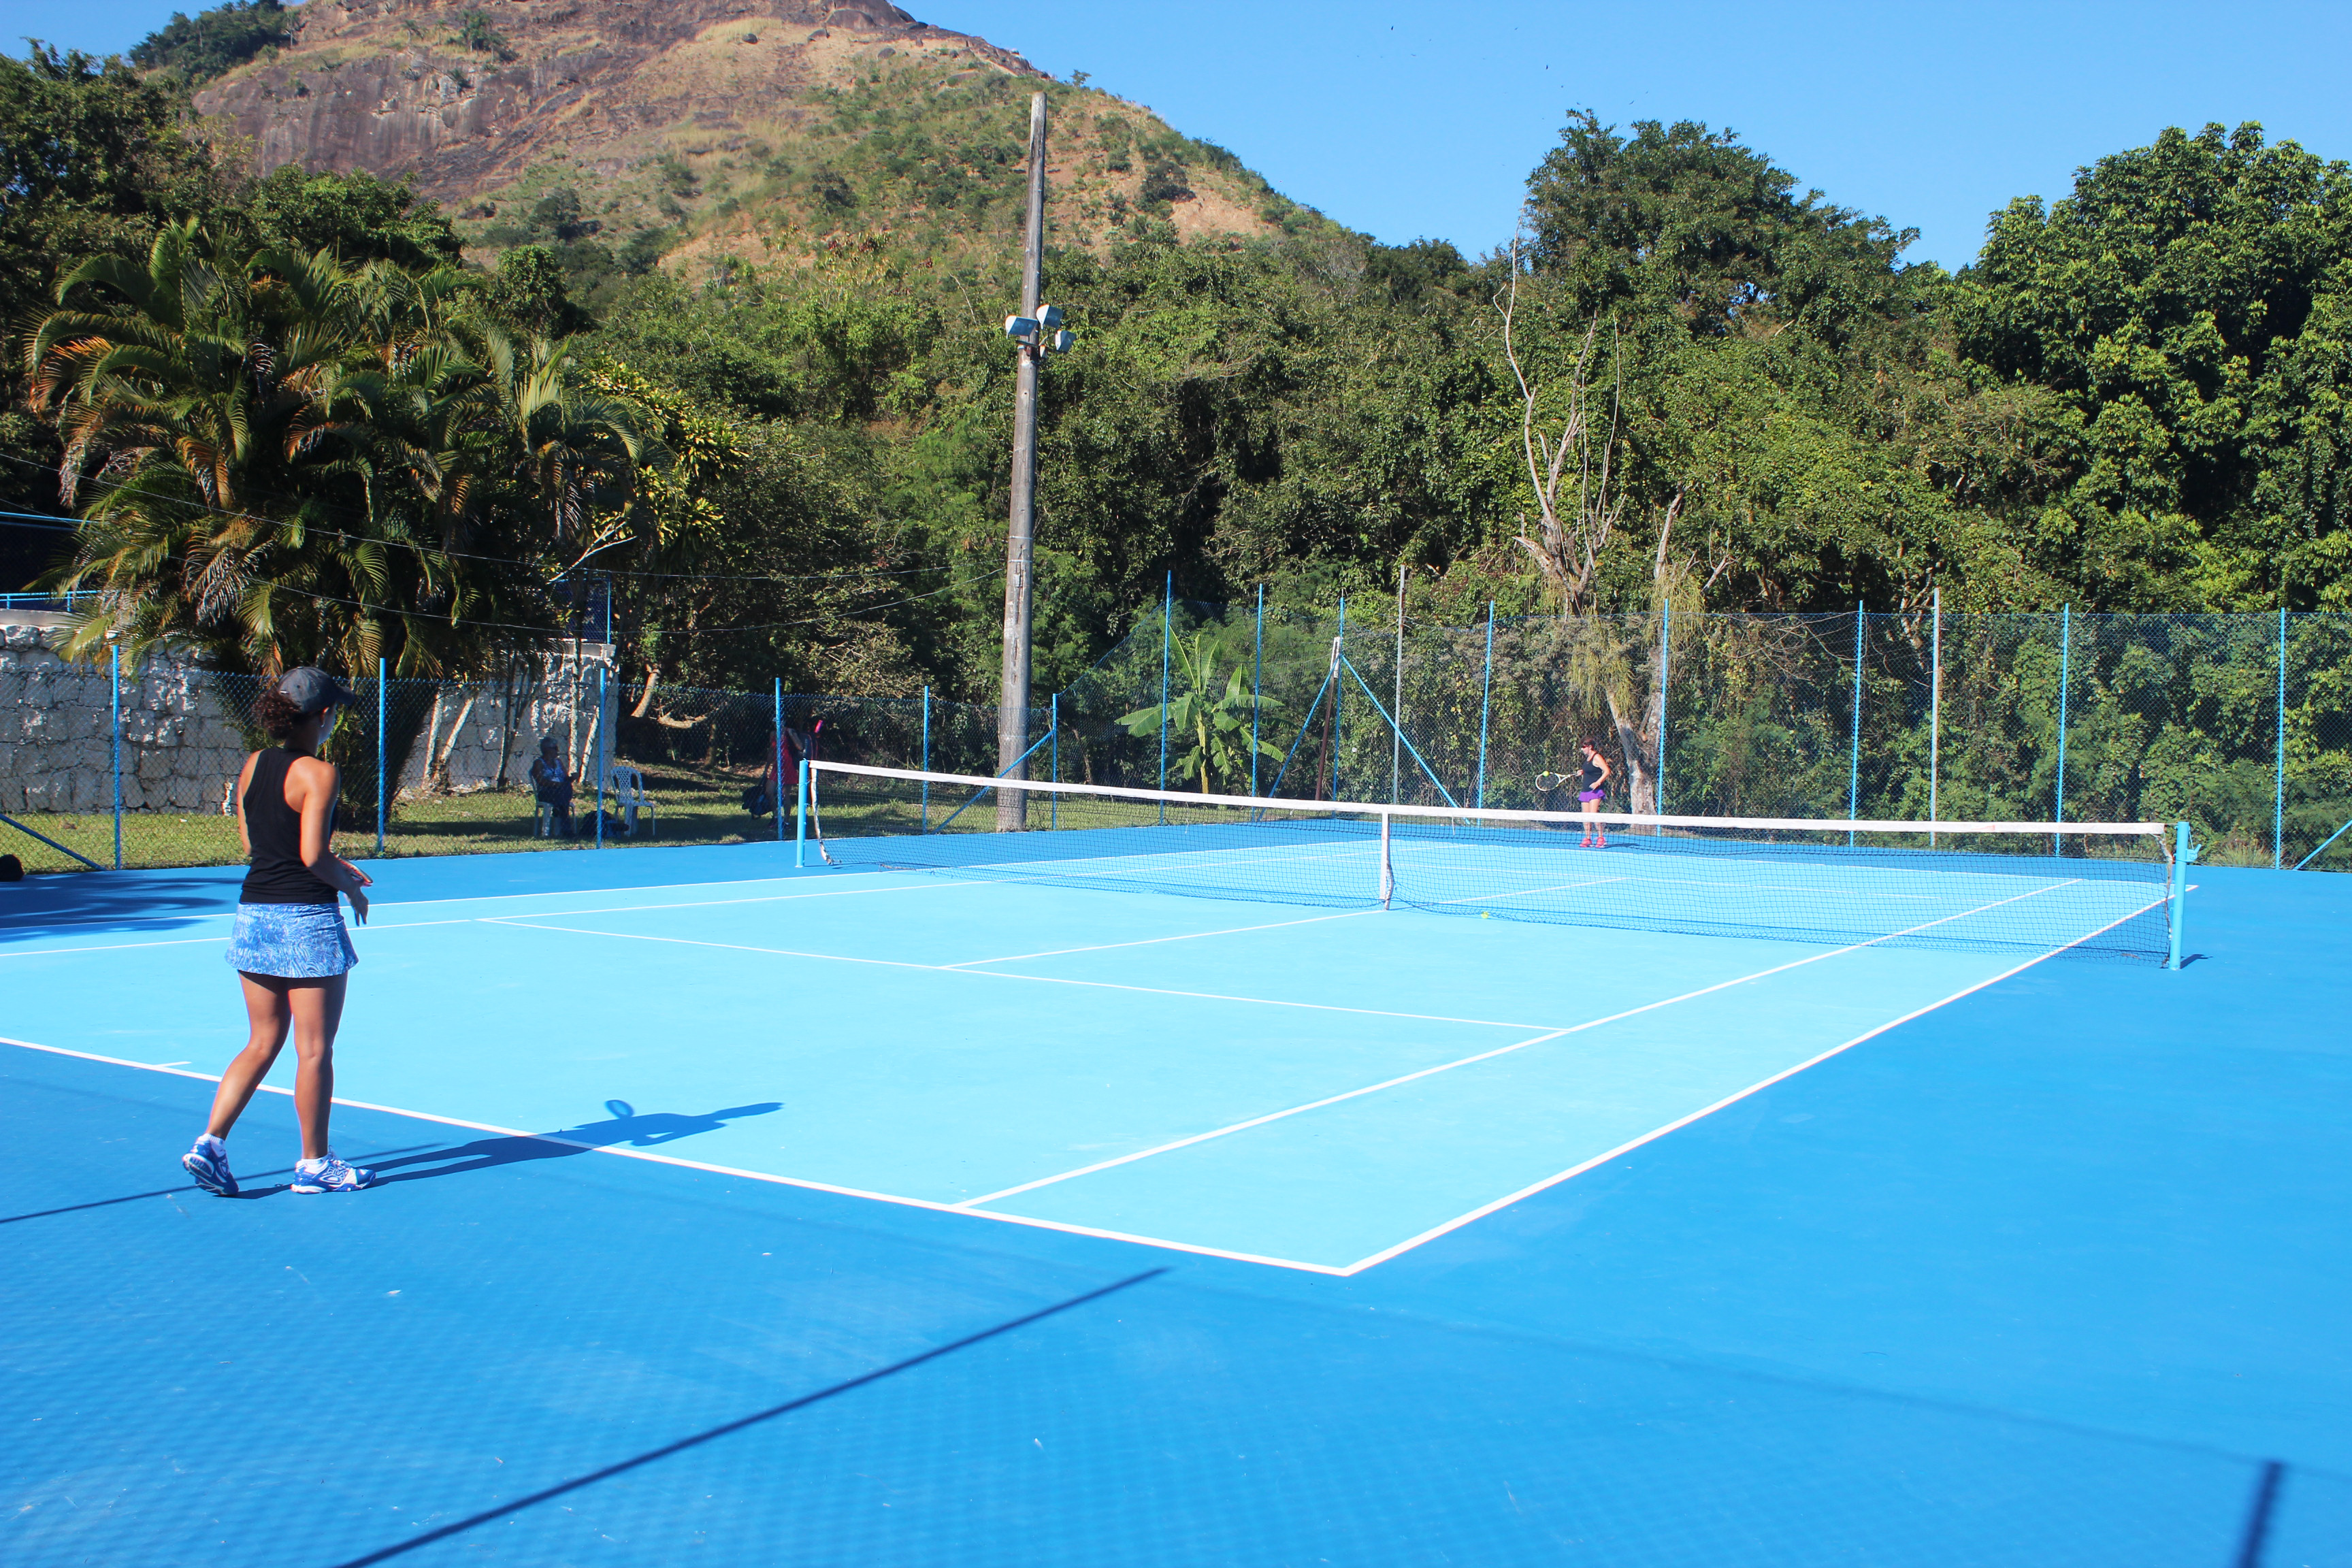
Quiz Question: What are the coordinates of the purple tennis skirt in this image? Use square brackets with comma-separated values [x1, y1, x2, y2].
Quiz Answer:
[1579, 789, 1604, 804]
[224, 902, 357, 979]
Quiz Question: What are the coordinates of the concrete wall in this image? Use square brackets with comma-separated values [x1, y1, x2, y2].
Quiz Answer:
[0, 622, 613, 816]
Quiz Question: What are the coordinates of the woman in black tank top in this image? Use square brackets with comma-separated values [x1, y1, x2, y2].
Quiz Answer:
[182, 668, 380, 1198]
[1575, 737, 1614, 849]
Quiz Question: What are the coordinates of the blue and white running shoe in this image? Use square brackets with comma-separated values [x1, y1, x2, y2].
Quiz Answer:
[290, 1152, 376, 1194]
[182, 1137, 238, 1196]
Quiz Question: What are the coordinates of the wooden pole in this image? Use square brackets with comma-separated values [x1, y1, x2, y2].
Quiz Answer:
[996, 90, 1049, 832]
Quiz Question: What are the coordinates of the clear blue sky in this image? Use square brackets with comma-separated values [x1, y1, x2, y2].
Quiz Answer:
[39, 0, 2352, 270]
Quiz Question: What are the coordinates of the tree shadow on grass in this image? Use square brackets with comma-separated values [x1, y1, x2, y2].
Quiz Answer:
[370, 1100, 784, 1186]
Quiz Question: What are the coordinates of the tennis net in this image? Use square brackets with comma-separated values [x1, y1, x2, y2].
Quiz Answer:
[803, 762, 2183, 964]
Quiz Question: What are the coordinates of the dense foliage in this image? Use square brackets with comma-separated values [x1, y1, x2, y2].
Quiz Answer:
[4, 35, 2349, 709]
[125, 1, 293, 87]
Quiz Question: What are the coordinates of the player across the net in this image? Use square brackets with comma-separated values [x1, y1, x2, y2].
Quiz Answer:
[798, 761, 2185, 965]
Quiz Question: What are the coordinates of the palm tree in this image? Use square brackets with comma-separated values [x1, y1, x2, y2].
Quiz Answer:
[1120, 626, 1284, 794]
[467, 324, 662, 560]
[24, 222, 478, 674]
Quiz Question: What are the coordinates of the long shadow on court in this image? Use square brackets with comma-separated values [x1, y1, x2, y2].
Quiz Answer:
[0, 864, 244, 941]
[370, 1102, 783, 1186]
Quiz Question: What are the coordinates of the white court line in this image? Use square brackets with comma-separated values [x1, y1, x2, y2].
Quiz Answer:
[478, 917, 1562, 1030]
[1333, 889, 2176, 1274]
[953, 840, 1372, 882]
[942, 910, 1376, 968]
[1424, 875, 1630, 906]
[0, 934, 232, 959]
[0, 1033, 1351, 1275]
[956, 877, 2080, 1211]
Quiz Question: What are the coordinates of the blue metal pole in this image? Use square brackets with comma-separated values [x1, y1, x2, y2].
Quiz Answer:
[2168, 819, 2193, 970]
[110, 642, 122, 869]
[1848, 602, 1864, 847]
[920, 685, 931, 831]
[1050, 693, 1060, 830]
[1476, 602, 1494, 812]
[2055, 606, 2070, 856]
[595, 666, 606, 849]
[1333, 595, 1347, 800]
[1158, 571, 1172, 819]
[1655, 600, 1672, 830]
[2275, 606, 2288, 869]
[795, 759, 808, 868]
[1252, 583, 1264, 798]
[376, 656, 387, 855]
[774, 679, 785, 843]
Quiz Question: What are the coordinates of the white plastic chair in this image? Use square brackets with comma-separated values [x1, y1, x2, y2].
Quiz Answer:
[606, 764, 657, 838]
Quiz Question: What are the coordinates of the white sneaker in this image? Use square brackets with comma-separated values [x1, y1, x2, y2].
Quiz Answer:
[290, 1152, 377, 1193]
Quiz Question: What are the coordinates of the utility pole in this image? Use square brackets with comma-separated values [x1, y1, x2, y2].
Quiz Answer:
[997, 91, 1049, 831]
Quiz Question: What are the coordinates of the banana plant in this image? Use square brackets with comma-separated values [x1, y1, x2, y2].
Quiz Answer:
[1118, 627, 1283, 794]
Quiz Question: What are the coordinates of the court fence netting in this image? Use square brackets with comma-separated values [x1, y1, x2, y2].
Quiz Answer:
[2, 601, 2346, 889]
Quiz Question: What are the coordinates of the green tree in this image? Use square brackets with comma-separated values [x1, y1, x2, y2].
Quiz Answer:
[1118, 626, 1282, 792]
[127, 1, 293, 87]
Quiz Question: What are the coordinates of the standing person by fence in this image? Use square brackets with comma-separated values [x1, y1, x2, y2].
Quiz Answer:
[181, 668, 378, 1198]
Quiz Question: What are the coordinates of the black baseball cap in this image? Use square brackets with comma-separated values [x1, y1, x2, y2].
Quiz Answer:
[276, 666, 360, 714]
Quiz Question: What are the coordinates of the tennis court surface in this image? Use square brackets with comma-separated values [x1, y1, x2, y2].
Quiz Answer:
[7, 828, 2352, 1564]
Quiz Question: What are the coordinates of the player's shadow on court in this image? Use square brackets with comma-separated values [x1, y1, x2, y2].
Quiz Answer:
[370, 1100, 783, 1186]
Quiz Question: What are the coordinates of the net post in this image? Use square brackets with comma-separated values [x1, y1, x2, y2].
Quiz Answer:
[1252, 583, 1264, 798]
[795, 760, 808, 868]
[110, 641, 122, 870]
[920, 685, 931, 831]
[2054, 606, 2070, 856]
[1050, 693, 1060, 830]
[376, 655, 387, 856]
[1378, 808, 1393, 909]
[2168, 819, 2191, 970]
[595, 665, 606, 850]
[774, 679, 785, 843]
[1158, 570, 1171, 822]
[1476, 602, 1494, 813]
[2274, 605, 2287, 869]
[1929, 585, 1942, 849]
[1655, 599, 1671, 832]
[1848, 602, 1863, 848]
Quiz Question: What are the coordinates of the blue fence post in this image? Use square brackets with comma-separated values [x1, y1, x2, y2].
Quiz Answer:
[594, 666, 606, 849]
[1158, 571, 1172, 822]
[1929, 586, 1942, 849]
[1475, 602, 1494, 812]
[110, 641, 122, 870]
[1848, 602, 1864, 846]
[2055, 605, 2070, 856]
[2168, 819, 2193, 970]
[795, 759, 808, 868]
[774, 679, 785, 843]
[2275, 606, 2288, 870]
[1654, 600, 1672, 830]
[1332, 596, 1347, 800]
[1050, 693, 1060, 830]
[1252, 583, 1264, 798]
[375, 656, 387, 855]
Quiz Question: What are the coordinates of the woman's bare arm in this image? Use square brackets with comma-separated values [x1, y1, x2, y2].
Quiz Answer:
[233, 753, 257, 858]
[290, 756, 373, 921]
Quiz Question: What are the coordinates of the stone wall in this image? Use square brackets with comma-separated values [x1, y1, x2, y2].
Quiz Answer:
[0, 623, 614, 816]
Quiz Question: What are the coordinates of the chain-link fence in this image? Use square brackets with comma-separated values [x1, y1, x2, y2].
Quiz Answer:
[5, 605, 2349, 874]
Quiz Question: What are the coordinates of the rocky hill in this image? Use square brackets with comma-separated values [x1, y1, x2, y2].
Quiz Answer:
[190, 0, 1336, 277]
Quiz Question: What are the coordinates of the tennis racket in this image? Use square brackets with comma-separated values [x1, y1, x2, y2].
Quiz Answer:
[1534, 771, 1569, 791]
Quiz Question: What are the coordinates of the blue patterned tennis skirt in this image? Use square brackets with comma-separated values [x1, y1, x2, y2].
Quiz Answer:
[224, 902, 358, 979]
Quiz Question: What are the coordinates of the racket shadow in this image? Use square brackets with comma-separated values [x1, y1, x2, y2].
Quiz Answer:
[369, 1102, 783, 1186]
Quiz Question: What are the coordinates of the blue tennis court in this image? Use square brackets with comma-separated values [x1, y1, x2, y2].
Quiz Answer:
[7, 840, 2352, 1565]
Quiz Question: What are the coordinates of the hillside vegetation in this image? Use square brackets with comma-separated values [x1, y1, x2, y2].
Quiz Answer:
[2, 12, 2349, 712]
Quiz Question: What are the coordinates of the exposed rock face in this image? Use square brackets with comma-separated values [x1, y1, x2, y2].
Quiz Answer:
[193, 0, 1044, 206]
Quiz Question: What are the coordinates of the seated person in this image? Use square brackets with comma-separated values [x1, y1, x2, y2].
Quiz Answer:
[529, 738, 574, 837]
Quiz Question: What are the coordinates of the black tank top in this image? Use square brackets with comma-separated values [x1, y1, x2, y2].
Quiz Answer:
[240, 747, 338, 906]
[1581, 757, 1605, 791]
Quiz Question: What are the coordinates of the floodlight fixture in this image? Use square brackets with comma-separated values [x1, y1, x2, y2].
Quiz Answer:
[1053, 330, 1077, 352]
[1004, 314, 1039, 340]
[1038, 304, 1065, 329]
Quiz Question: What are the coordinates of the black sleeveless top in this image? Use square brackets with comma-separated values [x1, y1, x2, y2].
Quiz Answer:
[240, 747, 338, 906]
[1580, 757, 1605, 791]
